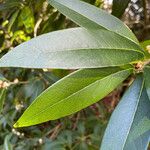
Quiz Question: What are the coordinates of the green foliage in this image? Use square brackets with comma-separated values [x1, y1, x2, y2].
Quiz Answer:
[144, 65, 150, 100]
[20, 6, 35, 34]
[101, 75, 150, 149]
[14, 66, 132, 127]
[0, 28, 144, 69]
[0, 0, 150, 149]
[0, 88, 6, 113]
[112, 0, 131, 18]
[48, 0, 138, 43]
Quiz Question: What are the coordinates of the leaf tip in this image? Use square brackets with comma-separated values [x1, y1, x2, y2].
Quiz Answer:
[13, 121, 20, 128]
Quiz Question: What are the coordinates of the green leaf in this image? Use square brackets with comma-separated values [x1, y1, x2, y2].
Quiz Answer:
[144, 65, 150, 100]
[0, 0, 21, 11]
[140, 40, 150, 59]
[8, 10, 20, 32]
[0, 89, 6, 113]
[101, 75, 150, 150]
[0, 28, 144, 69]
[14, 66, 133, 127]
[0, 73, 6, 81]
[20, 6, 35, 34]
[112, 0, 130, 18]
[48, 0, 138, 44]
[4, 134, 13, 150]
[140, 40, 150, 50]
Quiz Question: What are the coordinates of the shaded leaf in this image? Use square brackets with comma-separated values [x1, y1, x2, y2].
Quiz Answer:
[48, 0, 138, 43]
[23, 79, 45, 102]
[4, 134, 13, 150]
[8, 10, 20, 32]
[101, 75, 150, 150]
[0, 28, 144, 69]
[0, 73, 6, 81]
[112, 0, 130, 18]
[14, 66, 133, 127]
[144, 65, 150, 100]
[0, 0, 21, 11]
[0, 89, 6, 113]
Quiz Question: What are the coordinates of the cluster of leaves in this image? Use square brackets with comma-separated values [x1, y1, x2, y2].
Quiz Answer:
[0, 0, 150, 149]
[0, 0, 111, 149]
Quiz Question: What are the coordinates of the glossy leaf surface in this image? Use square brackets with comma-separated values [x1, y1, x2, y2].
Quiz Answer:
[48, 0, 138, 43]
[14, 66, 133, 127]
[0, 28, 144, 69]
[101, 75, 150, 150]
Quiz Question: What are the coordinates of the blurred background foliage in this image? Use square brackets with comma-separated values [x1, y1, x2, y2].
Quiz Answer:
[0, 0, 149, 149]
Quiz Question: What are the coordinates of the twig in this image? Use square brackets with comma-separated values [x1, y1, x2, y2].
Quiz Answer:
[49, 123, 62, 140]
[72, 112, 80, 130]
[34, 1, 48, 37]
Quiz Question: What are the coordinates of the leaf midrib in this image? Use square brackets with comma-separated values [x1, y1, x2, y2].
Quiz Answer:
[49, 0, 138, 45]
[21, 68, 133, 122]
[121, 77, 145, 150]
[39, 48, 143, 53]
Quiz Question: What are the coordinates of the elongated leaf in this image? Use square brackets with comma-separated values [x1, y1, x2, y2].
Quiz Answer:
[48, 0, 138, 44]
[0, 89, 6, 113]
[4, 134, 13, 150]
[0, 74, 7, 113]
[144, 65, 150, 100]
[14, 66, 133, 127]
[112, 0, 130, 18]
[8, 10, 20, 32]
[0, 0, 20, 11]
[0, 28, 144, 69]
[101, 75, 150, 150]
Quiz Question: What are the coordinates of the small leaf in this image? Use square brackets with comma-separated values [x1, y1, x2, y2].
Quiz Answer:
[0, 89, 6, 113]
[140, 40, 150, 59]
[8, 10, 20, 32]
[101, 75, 150, 150]
[0, 0, 20, 11]
[112, 0, 130, 18]
[14, 65, 133, 127]
[4, 134, 13, 150]
[0, 28, 144, 69]
[48, 0, 138, 44]
[20, 6, 35, 33]
[0, 73, 7, 81]
[140, 40, 150, 50]
[144, 65, 150, 100]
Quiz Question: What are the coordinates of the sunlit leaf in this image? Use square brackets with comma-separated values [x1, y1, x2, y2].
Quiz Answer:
[14, 65, 133, 127]
[48, 0, 138, 43]
[0, 28, 144, 69]
[20, 6, 35, 34]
